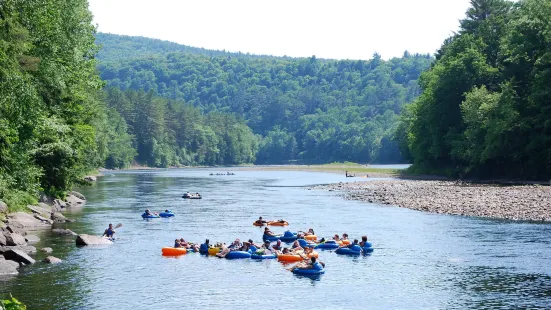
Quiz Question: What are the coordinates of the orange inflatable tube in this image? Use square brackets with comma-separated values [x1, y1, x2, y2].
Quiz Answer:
[341, 239, 351, 245]
[162, 247, 187, 256]
[305, 235, 317, 241]
[253, 222, 265, 227]
[308, 251, 319, 258]
[277, 254, 303, 262]
[267, 221, 289, 226]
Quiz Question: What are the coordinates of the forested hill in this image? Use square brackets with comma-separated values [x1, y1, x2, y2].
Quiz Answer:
[397, 0, 551, 180]
[96, 33, 432, 163]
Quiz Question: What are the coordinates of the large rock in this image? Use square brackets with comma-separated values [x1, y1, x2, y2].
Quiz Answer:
[53, 199, 66, 210]
[37, 202, 53, 212]
[27, 205, 52, 217]
[52, 229, 77, 236]
[41, 247, 53, 253]
[51, 212, 67, 223]
[0, 257, 20, 269]
[5, 224, 26, 235]
[0, 200, 7, 213]
[0, 259, 18, 275]
[33, 214, 53, 225]
[0, 234, 6, 246]
[65, 194, 85, 208]
[4, 232, 27, 246]
[69, 191, 86, 201]
[6, 212, 50, 229]
[43, 256, 62, 264]
[3, 249, 35, 265]
[25, 234, 40, 244]
[84, 176, 97, 182]
[76, 234, 113, 246]
[0, 246, 37, 255]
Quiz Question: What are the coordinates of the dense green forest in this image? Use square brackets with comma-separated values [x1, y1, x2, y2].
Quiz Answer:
[397, 0, 551, 180]
[96, 34, 432, 163]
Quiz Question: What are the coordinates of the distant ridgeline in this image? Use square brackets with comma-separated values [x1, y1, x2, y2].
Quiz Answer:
[96, 33, 432, 164]
[396, 0, 551, 180]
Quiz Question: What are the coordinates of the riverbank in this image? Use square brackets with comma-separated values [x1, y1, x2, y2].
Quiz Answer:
[312, 179, 551, 222]
[234, 164, 400, 178]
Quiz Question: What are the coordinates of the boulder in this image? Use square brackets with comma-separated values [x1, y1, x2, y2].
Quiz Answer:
[0, 257, 20, 269]
[3, 249, 35, 265]
[43, 256, 62, 264]
[41, 247, 53, 253]
[0, 246, 37, 255]
[0, 259, 18, 275]
[33, 214, 53, 225]
[27, 205, 52, 217]
[5, 225, 26, 235]
[51, 212, 67, 223]
[52, 229, 77, 236]
[83, 176, 97, 182]
[4, 232, 27, 246]
[0, 234, 6, 246]
[0, 200, 7, 213]
[65, 194, 85, 208]
[53, 199, 66, 210]
[25, 234, 40, 244]
[6, 212, 50, 229]
[76, 234, 113, 246]
[69, 191, 86, 201]
[37, 202, 53, 212]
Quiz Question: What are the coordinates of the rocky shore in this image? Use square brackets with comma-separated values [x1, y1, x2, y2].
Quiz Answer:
[312, 179, 551, 222]
[0, 187, 110, 276]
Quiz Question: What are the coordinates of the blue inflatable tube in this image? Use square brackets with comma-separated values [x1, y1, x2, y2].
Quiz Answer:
[279, 231, 297, 243]
[225, 251, 252, 259]
[335, 245, 363, 256]
[262, 235, 280, 242]
[293, 263, 325, 275]
[363, 246, 374, 253]
[297, 239, 315, 248]
[315, 241, 340, 250]
[141, 213, 159, 219]
[159, 212, 174, 218]
[251, 253, 276, 259]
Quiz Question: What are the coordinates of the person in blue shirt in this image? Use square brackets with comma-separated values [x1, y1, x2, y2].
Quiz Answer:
[199, 239, 210, 253]
[102, 223, 115, 238]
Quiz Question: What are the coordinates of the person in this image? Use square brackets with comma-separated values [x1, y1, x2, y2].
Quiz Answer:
[179, 238, 188, 247]
[264, 227, 277, 237]
[247, 239, 261, 248]
[184, 191, 190, 198]
[340, 239, 359, 249]
[359, 236, 370, 247]
[174, 239, 182, 248]
[165, 209, 171, 213]
[342, 233, 349, 241]
[102, 223, 115, 238]
[254, 217, 265, 225]
[199, 239, 210, 253]
[144, 209, 152, 216]
[291, 240, 303, 252]
[292, 257, 323, 271]
[228, 239, 242, 250]
[307, 228, 315, 235]
[262, 240, 274, 254]
[195, 192, 201, 198]
[216, 243, 230, 258]
[332, 234, 340, 242]
[272, 240, 282, 251]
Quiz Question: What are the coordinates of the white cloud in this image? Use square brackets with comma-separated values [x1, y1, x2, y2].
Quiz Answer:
[89, 0, 471, 60]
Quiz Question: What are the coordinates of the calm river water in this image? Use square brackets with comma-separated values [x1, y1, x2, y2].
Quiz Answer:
[1, 169, 551, 309]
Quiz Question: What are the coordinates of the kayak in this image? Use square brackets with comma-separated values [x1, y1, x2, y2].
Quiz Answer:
[162, 247, 187, 256]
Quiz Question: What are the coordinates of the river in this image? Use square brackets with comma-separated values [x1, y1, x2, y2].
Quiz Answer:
[1, 169, 550, 309]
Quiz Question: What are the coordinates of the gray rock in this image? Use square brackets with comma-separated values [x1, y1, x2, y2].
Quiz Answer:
[0, 246, 37, 255]
[43, 256, 62, 264]
[6, 212, 50, 229]
[0, 234, 6, 246]
[69, 191, 86, 201]
[53, 199, 66, 209]
[51, 212, 67, 223]
[65, 194, 85, 208]
[5, 225, 26, 235]
[25, 234, 40, 244]
[37, 202, 53, 212]
[0, 257, 20, 269]
[33, 214, 53, 225]
[52, 229, 77, 236]
[0, 200, 7, 213]
[83, 176, 97, 182]
[3, 249, 35, 265]
[40, 247, 53, 253]
[76, 234, 113, 246]
[4, 232, 27, 246]
[0, 259, 18, 275]
[27, 205, 52, 217]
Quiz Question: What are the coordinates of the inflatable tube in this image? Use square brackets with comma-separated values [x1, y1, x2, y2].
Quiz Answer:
[279, 231, 297, 243]
[341, 239, 351, 245]
[182, 195, 202, 199]
[335, 245, 363, 256]
[277, 254, 304, 262]
[159, 212, 174, 218]
[142, 213, 159, 219]
[253, 222, 265, 227]
[304, 235, 317, 241]
[262, 235, 280, 242]
[363, 246, 374, 253]
[267, 221, 289, 226]
[293, 263, 325, 275]
[251, 253, 276, 259]
[208, 247, 221, 255]
[308, 251, 319, 258]
[315, 241, 340, 250]
[298, 239, 315, 248]
[162, 247, 187, 256]
[225, 251, 251, 259]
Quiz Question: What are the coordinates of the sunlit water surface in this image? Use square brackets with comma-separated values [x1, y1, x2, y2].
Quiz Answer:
[1, 169, 550, 309]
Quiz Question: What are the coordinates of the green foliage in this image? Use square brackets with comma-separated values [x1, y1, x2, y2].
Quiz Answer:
[96, 34, 432, 164]
[397, 0, 551, 179]
[1, 295, 27, 310]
